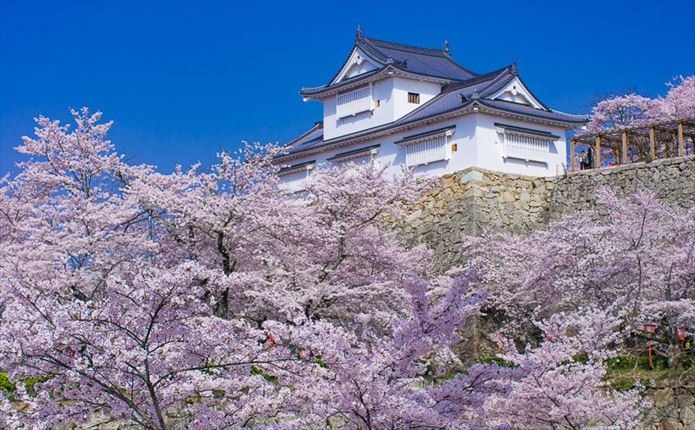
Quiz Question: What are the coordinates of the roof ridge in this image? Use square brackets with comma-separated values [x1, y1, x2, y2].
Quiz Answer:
[285, 122, 323, 147]
[362, 35, 479, 78]
[396, 91, 459, 123]
[479, 99, 588, 121]
[442, 64, 513, 93]
[301, 67, 386, 95]
[362, 36, 448, 58]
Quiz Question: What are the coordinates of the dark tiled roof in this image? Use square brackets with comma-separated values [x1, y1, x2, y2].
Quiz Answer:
[359, 36, 477, 81]
[327, 144, 380, 161]
[443, 65, 515, 97]
[302, 67, 386, 96]
[479, 99, 588, 124]
[286, 122, 323, 148]
[280, 95, 586, 160]
[278, 159, 315, 174]
[282, 36, 587, 160]
[494, 123, 561, 139]
[395, 126, 456, 145]
[302, 34, 477, 96]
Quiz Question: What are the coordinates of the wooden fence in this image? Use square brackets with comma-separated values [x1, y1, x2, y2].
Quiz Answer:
[570, 118, 695, 171]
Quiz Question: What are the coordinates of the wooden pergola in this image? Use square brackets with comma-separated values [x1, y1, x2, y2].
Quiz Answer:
[569, 118, 695, 171]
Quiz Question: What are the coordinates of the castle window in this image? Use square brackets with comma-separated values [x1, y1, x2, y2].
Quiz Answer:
[332, 153, 373, 167]
[408, 92, 420, 104]
[328, 145, 380, 167]
[396, 127, 455, 167]
[278, 162, 315, 190]
[336, 86, 373, 118]
[404, 136, 447, 166]
[495, 123, 558, 164]
[503, 133, 549, 163]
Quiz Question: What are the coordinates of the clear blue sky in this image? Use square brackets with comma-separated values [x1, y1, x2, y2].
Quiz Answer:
[1, 0, 694, 174]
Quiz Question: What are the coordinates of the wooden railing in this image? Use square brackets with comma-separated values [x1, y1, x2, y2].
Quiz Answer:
[569, 118, 694, 171]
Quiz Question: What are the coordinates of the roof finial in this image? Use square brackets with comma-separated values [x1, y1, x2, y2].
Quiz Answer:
[443, 40, 450, 54]
[511, 61, 518, 75]
[356, 24, 363, 40]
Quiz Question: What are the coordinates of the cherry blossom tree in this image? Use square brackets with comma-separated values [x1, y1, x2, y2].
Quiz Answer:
[0, 108, 645, 429]
[583, 75, 695, 135]
[658, 75, 695, 121]
[579, 76, 695, 161]
[583, 93, 657, 135]
[481, 309, 645, 429]
[469, 188, 695, 362]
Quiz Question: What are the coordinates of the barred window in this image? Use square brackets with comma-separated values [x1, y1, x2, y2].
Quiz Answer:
[336, 86, 372, 118]
[335, 152, 376, 168]
[503, 133, 550, 163]
[404, 135, 447, 167]
[278, 168, 312, 189]
[407, 92, 420, 104]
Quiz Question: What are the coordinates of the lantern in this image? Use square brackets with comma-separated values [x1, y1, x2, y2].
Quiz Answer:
[643, 323, 657, 334]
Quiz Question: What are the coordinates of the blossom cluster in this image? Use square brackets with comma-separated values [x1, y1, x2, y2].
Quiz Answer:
[0, 108, 658, 429]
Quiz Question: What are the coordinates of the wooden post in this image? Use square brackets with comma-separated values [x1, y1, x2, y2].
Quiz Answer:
[621, 132, 629, 164]
[678, 122, 685, 156]
[594, 136, 602, 168]
[649, 127, 656, 160]
[570, 138, 576, 171]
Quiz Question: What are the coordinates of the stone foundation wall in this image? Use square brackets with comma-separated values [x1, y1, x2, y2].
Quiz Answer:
[400, 169, 554, 270]
[642, 377, 695, 430]
[400, 156, 695, 271]
[549, 156, 695, 220]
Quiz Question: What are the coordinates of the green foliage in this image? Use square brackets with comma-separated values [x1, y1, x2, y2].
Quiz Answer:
[314, 356, 329, 369]
[605, 354, 669, 372]
[0, 371, 51, 399]
[477, 355, 518, 368]
[0, 372, 16, 393]
[24, 375, 50, 397]
[604, 353, 695, 392]
[605, 356, 637, 371]
[572, 353, 590, 364]
[609, 377, 652, 392]
[676, 354, 695, 370]
[250, 366, 278, 384]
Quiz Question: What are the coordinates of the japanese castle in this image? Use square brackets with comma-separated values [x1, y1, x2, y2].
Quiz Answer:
[275, 29, 587, 188]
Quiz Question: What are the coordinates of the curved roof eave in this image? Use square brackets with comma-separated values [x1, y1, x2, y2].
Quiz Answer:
[276, 99, 587, 162]
[300, 66, 456, 99]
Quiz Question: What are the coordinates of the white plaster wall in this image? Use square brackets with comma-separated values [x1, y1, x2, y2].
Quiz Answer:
[392, 77, 442, 119]
[345, 59, 378, 79]
[282, 112, 570, 192]
[334, 48, 379, 82]
[322, 78, 395, 140]
[489, 77, 544, 109]
[322, 77, 443, 140]
[281, 114, 478, 187]
[473, 113, 568, 177]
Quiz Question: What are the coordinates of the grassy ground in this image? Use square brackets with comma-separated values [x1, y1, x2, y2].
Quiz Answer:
[604, 354, 695, 391]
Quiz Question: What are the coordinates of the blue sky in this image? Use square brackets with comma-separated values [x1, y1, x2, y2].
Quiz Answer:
[1, 0, 694, 174]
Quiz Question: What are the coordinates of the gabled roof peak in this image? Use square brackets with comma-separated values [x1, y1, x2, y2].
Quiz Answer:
[441, 64, 515, 94]
[303, 31, 478, 96]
